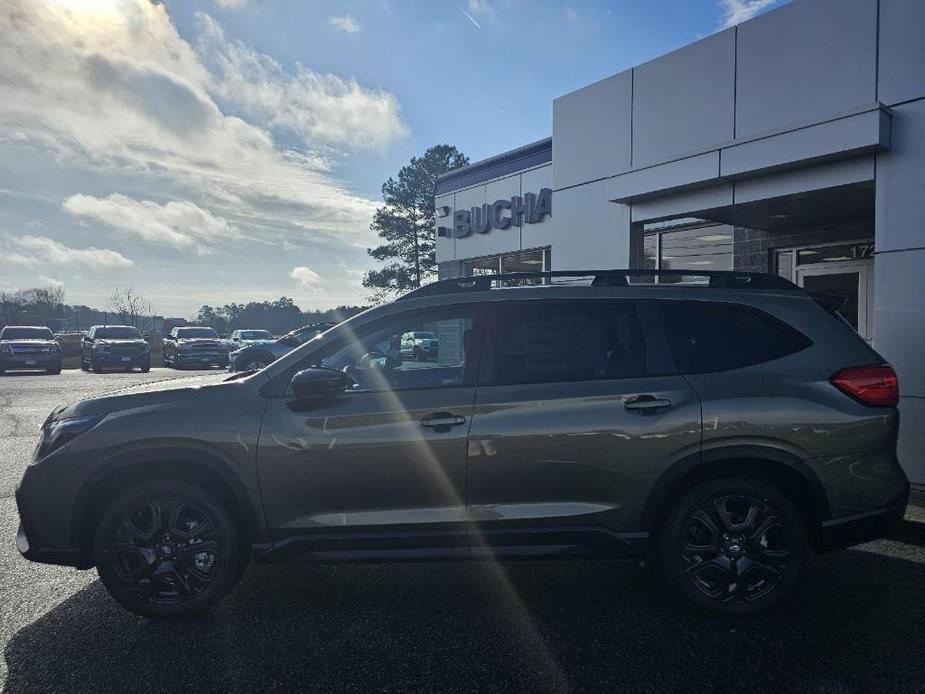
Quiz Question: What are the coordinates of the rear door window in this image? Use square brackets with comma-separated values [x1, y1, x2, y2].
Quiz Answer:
[485, 301, 647, 385]
[657, 301, 810, 374]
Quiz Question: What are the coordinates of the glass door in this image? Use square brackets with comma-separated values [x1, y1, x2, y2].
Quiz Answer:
[795, 260, 873, 341]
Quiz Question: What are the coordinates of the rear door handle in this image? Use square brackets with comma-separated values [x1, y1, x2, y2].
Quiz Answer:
[624, 395, 672, 411]
[420, 413, 467, 429]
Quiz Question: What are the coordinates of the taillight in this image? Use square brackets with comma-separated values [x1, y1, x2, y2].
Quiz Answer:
[830, 365, 899, 407]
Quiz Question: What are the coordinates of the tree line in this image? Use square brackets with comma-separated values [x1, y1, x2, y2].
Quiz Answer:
[1, 285, 365, 337]
[195, 298, 366, 336]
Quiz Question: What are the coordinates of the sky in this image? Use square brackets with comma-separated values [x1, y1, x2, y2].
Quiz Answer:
[0, 0, 785, 317]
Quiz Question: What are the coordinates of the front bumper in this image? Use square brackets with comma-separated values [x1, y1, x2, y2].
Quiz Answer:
[812, 485, 910, 552]
[15, 482, 91, 568]
[175, 353, 229, 367]
[91, 352, 149, 367]
[0, 354, 61, 370]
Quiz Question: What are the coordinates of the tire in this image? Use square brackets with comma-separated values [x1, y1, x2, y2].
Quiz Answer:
[141, 361, 151, 373]
[94, 480, 243, 619]
[658, 476, 807, 616]
[241, 356, 269, 371]
[47, 366, 62, 375]
[91, 357, 103, 374]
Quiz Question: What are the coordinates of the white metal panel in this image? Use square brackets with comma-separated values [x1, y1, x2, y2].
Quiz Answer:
[552, 70, 632, 190]
[735, 0, 877, 139]
[875, 100, 925, 253]
[632, 29, 735, 167]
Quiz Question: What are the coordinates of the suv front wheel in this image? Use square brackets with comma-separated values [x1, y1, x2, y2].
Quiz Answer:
[658, 477, 807, 616]
[93, 480, 243, 619]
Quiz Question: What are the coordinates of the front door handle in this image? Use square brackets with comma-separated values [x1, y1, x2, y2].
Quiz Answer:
[624, 395, 672, 412]
[420, 412, 467, 429]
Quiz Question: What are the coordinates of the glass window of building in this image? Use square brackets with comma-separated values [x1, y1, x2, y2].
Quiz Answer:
[462, 248, 551, 284]
[639, 223, 733, 283]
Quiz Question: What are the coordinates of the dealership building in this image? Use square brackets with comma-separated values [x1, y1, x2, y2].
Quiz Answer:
[434, 0, 925, 486]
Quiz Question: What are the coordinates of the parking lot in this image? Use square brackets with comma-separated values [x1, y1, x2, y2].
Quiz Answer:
[0, 369, 923, 693]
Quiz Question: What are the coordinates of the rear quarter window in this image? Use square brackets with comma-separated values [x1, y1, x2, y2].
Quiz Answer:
[656, 301, 810, 374]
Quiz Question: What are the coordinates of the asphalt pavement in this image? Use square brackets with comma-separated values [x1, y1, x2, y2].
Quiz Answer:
[1, 369, 924, 693]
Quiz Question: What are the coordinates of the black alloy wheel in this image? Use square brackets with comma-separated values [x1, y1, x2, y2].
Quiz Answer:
[94, 481, 243, 618]
[659, 477, 806, 615]
[242, 357, 269, 371]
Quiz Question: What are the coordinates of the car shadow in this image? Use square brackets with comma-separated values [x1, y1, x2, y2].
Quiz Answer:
[5, 522, 925, 693]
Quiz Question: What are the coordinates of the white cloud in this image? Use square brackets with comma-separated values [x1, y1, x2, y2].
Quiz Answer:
[7, 236, 135, 269]
[0, 0, 403, 313]
[0, 0, 390, 250]
[717, 0, 777, 29]
[63, 193, 231, 253]
[214, 0, 249, 8]
[290, 266, 323, 290]
[38, 275, 64, 288]
[329, 14, 360, 34]
[197, 14, 406, 151]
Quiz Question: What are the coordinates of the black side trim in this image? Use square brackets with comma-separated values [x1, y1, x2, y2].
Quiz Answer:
[254, 526, 650, 563]
[812, 486, 909, 553]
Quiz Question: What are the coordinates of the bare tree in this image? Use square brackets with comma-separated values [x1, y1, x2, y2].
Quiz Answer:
[108, 287, 155, 331]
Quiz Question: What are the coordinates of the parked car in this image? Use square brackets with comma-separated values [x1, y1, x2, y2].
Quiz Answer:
[228, 322, 336, 372]
[80, 325, 151, 373]
[16, 269, 909, 619]
[162, 326, 230, 369]
[400, 330, 439, 361]
[0, 325, 61, 375]
[228, 329, 275, 350]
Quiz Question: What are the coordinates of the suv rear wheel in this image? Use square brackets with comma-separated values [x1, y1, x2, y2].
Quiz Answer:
[658, 477, 806, 616]
[93, 480, 243, 619]
[240, 355, 269, 371]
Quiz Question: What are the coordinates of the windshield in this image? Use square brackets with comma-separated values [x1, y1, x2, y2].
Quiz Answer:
[177, 327, 218, 339]
[240, 330, 273, 340]
[95, 327, 142, 340]
[1, 327, 53, 341]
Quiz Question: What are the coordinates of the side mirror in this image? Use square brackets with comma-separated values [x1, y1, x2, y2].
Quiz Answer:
[290, 367, 352, 399]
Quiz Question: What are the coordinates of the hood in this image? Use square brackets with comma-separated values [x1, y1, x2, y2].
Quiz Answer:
[95, 339, 147, 346]
[240, 338, 275, 345]
[55, 372, 236, 419]
[1, 339, 57, 345]
[178, 337, 221, 344]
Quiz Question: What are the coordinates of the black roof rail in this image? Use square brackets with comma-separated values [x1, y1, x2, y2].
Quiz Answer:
[398, 269, 799, 300]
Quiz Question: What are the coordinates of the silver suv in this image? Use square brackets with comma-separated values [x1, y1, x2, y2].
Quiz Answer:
[228, 322, 336, 371]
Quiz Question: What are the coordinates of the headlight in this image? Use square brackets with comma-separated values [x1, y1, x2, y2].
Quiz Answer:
[0, 345, 11, 355]
[94, 343, 108, 353]
[35, 414, 105, 461]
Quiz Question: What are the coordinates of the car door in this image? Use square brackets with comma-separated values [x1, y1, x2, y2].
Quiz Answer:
[466, 298, 701, 558]
[256, 303, 484, 559]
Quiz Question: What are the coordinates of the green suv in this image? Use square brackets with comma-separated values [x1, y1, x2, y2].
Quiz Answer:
[15, 270, 909, 617]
